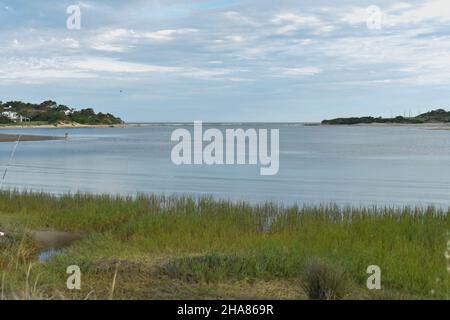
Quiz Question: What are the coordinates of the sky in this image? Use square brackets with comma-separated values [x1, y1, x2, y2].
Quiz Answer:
[0, 0, 450, 122]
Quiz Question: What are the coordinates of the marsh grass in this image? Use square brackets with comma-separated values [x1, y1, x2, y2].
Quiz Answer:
[0, 190, 449, 299]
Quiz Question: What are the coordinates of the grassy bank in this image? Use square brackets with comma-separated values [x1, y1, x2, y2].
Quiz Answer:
[0, 191, 449, 300]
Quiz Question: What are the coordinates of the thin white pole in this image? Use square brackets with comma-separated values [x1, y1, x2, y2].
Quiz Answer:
[0, 135, 21, 189]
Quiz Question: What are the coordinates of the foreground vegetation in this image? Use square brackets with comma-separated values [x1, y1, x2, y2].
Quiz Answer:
[0, 191, 449, 300]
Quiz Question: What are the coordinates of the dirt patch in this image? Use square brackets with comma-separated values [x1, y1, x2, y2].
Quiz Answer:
[89, 259, 154, 277]
[31, 230, 85, 250]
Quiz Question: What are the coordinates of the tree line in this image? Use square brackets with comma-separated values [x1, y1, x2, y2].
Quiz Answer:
[0, 100, 123, 125]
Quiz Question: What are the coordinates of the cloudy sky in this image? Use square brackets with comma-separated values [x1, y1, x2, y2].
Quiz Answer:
[0, 0, 450, 122]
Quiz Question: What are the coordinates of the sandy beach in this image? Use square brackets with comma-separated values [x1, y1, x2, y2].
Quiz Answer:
[0, 123, 125, 130]
[0, 133, 63, 142]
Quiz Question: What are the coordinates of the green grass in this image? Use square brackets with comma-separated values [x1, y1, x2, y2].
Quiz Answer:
[0, 190, 449, 299]
[0, 121, 50, 127]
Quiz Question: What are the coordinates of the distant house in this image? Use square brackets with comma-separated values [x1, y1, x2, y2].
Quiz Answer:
[2, 111, 18, 120]
[1, 111, 30, 122]
[20, 115, 31, 122]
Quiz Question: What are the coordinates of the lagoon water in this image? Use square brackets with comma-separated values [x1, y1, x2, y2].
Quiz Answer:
[1, 124, 450, 207]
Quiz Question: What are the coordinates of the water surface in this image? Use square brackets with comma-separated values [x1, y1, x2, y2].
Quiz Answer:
[1, 124, 450, 207]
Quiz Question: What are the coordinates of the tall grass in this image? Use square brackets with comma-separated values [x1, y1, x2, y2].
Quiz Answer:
[0, 190, 449, 299]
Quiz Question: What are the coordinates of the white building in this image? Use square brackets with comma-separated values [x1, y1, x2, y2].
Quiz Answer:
[2, 111, 19, 120]
[1, 111, 30, 122]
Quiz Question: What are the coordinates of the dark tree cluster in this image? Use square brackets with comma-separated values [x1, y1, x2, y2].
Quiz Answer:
[322, 109, 450, 125]
[0, 100, 123, 125]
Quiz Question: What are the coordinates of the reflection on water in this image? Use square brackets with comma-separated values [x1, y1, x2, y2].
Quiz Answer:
[38, 248, 66, 263]
[1, 124, 450, 207]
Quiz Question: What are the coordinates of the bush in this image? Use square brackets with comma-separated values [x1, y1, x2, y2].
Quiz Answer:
[0, 116, 13, 124]
[302, 259, 350, 300]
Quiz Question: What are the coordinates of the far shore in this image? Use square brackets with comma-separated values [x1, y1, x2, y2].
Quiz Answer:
[2, 121, 450, 132]
[324, 122, 450, 126]
[320, 122, 450, 131]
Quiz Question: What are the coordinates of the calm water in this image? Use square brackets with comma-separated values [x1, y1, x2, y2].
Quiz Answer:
[1, 124, 450, 207]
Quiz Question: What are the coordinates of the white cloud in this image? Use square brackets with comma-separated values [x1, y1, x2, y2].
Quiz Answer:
[72, 57, 236, 80]
[395, 0, 450, 25]
[0, 57, 94, 82]
[273, 13, 320, 25]
[141, 29, 199, 41]
[225, 35, 246, 43]
[72, 58, 180, 73]
[223, 11, 260, 27]
[76, 1, 95, 9]
[95, 28, 198, 43]
[341, 1, 450, 28]
[0, 56, 240, 83]
[1, 33, 82, 53]
[340, 7, 372, 26]
[277, 67, 322, 76]
[272, 13, 335, 35]
[63, 38, 80, 49]
[2, 1, 450, 90]
[90, 28, 199, 52]
[322, 31, 450, 85]
[90, 43, 125, 52]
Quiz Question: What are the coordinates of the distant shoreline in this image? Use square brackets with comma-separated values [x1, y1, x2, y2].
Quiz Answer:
[1, 121, 450, 131]
[321, 122, 450, 127]
[321, 109, 450, 125]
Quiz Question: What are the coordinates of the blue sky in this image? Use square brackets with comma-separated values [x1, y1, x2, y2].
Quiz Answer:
[1, 0, 450, 122]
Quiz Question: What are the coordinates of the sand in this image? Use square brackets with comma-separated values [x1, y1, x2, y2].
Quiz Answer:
[0, 123, 125, 130]
[0, 134, 63, 142]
